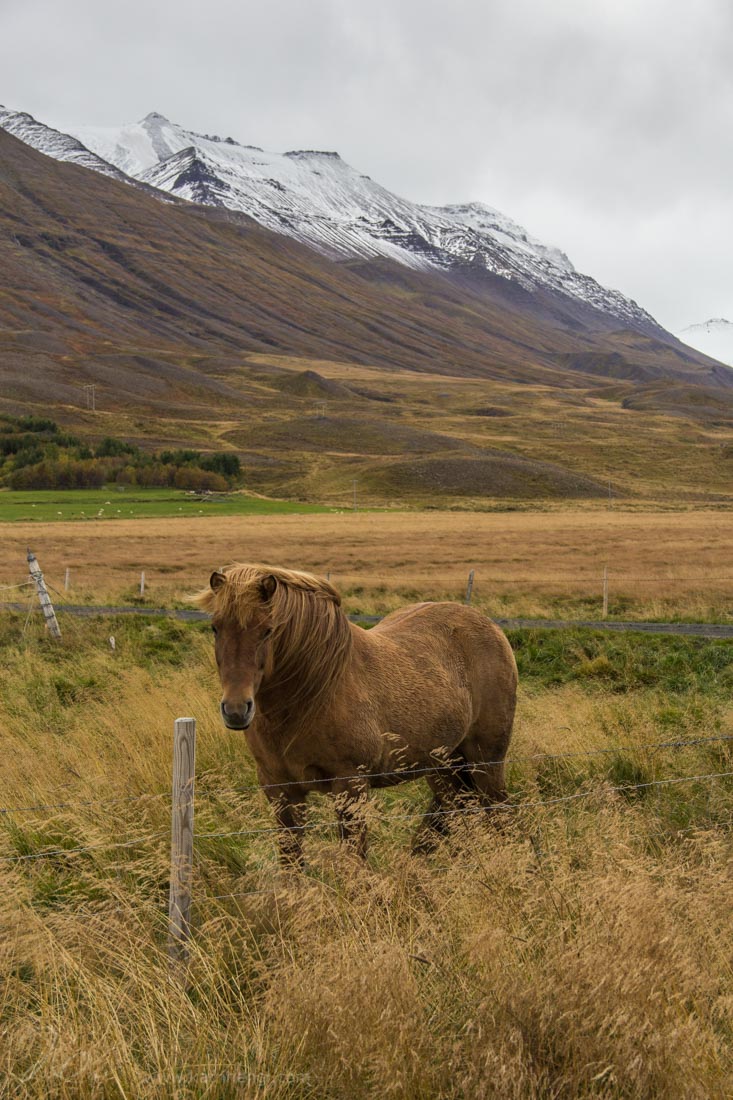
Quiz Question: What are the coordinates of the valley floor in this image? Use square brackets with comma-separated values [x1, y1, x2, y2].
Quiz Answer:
[1, 507, 731, 623]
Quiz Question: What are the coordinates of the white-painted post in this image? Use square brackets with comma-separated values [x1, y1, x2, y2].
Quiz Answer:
[465, 569, 475, 605]
[168, 717, 196, 975]
[64, 567, 70, 592]
[602, 564, 609, 620]
[27, 550, 61, 639]
[140, 571, 145, 597]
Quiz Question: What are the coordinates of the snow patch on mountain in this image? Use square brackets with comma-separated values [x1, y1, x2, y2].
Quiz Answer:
[0, 105, 132, 183]
[677, 319, 733, 367]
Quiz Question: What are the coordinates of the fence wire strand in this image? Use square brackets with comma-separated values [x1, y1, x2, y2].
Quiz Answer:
[0, 791, 166, 816]
[199, 732, 733, 798]
[1, 733, 731, 818]
[194, 767, 733, 842]
[0, 830, 167, 865]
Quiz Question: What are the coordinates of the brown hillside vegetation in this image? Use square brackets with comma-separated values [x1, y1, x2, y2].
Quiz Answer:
[1, 128, 733, 502]
[1, 127, 727, 398]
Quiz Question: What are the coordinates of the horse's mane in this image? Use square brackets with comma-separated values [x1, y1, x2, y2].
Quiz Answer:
[193, 564, 353, 724]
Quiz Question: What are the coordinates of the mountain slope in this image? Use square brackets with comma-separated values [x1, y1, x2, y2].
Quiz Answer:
[0, 106, 133, 185]
[0, 107, 660, 334]
[1, 128, 732, 503]
[0, 126, 728, 402]
[678, 319, 733, 367]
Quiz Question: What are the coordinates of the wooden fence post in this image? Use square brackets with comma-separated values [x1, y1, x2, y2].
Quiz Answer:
[27, 549, 61, 639]
[602, 565, 609, 620]
[465, 569, 475, 605]
[140, 571, 145, 597]
[64, 568, 70, 592]
[168, 717, 196, 976]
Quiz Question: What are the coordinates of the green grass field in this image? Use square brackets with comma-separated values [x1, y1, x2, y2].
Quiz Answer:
[0, 488, 333, 522]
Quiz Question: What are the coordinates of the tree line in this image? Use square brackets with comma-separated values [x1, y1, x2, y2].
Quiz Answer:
[0, 416, 241, 491]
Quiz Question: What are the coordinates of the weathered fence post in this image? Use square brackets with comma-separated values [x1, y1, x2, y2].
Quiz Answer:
[140, 571, 145, 597]
[64, 567, 70, 592]
[602, 565, 609, 620]
[168, 717, 196, 977]
[465, 569, 475, 605]
[27, 549, 61, 639]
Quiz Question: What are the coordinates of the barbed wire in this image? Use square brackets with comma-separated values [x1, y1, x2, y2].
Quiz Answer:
[194, 767, 733, 842]
[3, 774, 732, 900]
[0, 791, 166, 816]
[1, 733, 730, 818]
[198, 732, 733, 798]
[199, 814, 733, 907]
[0, 830, 167, 865]
[0, 581, 33, 592]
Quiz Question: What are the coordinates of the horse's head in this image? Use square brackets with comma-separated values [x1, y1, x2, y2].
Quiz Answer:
[208, 569, 277, 730]
[195, 562, 350, 732]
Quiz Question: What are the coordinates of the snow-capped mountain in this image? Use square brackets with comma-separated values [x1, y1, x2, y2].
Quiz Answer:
[677, 319, 733, 367]
[1, 106, 658, 331]
[0, 105, 132, 184]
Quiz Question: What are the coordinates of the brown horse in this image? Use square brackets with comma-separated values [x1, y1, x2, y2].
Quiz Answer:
[195, 564, 517, 865]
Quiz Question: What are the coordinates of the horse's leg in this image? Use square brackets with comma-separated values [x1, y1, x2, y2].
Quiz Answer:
[411, 768, 465, 854]
[459, 707, 514, 823]
[331, 776, 369, 860]
[268, 790, 308, 868]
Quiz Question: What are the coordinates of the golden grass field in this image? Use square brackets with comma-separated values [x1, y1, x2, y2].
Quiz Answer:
[2, 506, 732, 1097]
[2, 507, 731, 622]
[1, 608, 732, 1097]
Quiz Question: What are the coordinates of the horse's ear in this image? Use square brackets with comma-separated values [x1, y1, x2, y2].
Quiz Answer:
[260, 574, 278, 601]
[210, 570, 226, 591]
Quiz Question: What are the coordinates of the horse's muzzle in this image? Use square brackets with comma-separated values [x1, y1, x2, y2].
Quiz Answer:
[220, 699, 255, 730]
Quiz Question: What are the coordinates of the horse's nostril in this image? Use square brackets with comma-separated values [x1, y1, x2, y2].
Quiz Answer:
[220, 698, 255, 728]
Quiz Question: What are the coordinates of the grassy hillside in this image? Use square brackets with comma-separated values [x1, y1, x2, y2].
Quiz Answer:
[1, 614, 731, 1097]
[2, 356, 732, 505]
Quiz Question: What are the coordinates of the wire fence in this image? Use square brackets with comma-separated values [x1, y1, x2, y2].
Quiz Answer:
[1, 722, 732, 962]
[1, 733, 732, 864]
[2, 733, 732, 819]
[3, 557, 733, 630]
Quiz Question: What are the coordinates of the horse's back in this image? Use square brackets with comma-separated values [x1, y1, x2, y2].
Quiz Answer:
[370, 600, 517, 694]
[374, 599, 511, 649]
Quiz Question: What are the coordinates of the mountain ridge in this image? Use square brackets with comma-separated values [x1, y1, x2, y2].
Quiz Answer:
[2, 105, 661, 336]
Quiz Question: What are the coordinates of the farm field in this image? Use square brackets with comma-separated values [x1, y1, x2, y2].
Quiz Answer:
[0, 488, 332, 523]
[1, 507, 731, 623]
[1, 612, 731, 1097]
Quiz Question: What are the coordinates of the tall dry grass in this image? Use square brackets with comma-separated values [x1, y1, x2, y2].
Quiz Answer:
[1, 615, 732, 1097]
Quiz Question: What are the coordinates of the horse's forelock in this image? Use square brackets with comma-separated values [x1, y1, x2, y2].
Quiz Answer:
[192, 563, 342, 630]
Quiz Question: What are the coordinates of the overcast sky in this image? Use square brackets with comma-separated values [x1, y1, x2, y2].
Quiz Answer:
[2, 0, 732, 332]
